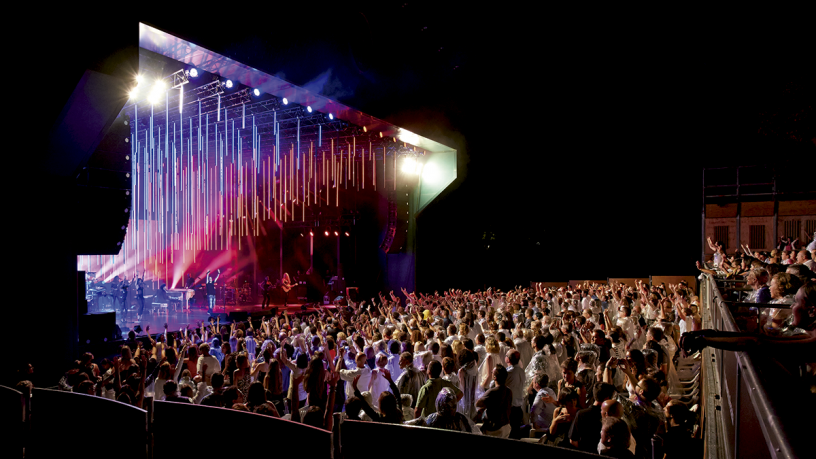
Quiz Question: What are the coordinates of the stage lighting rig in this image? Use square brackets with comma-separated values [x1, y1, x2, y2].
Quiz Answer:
[187, 68, 199, 78]
[170, 69, 190, 89]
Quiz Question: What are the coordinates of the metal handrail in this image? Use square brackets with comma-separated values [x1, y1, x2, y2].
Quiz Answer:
[703, 274, 798, 459]
[720, 301, 792, 309]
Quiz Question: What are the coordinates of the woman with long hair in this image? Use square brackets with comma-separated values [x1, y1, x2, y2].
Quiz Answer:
[244, 381, 273, 413]
[233, 354, 252, 398]
[304, 356, 328, 409]
[184, 345, 199, 376]
[476, 336, 502, 400]
[263, 359, 285, 415]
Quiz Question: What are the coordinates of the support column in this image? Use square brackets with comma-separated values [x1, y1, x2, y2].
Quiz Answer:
[279, 225, 283, 281]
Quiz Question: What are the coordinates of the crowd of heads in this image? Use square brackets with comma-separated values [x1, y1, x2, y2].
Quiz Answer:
[15, 251, 816, 459]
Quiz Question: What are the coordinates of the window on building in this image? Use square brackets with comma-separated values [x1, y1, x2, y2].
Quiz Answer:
[749, 225, 766, 249]
[714, 226, 729, 251]
[783, 220, 801, 240]
[806, 220, 816, 238]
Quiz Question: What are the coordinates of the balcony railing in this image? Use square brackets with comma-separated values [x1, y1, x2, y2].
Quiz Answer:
[701, 274, 800, 459]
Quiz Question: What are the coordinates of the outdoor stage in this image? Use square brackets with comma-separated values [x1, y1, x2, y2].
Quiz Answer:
[105, 301, 332, 339]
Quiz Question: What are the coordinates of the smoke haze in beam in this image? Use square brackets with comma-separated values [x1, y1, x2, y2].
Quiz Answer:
[302, 69, 354, 102]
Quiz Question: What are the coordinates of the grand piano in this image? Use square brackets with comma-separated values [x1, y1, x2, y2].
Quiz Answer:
[165, 289, 195, 311]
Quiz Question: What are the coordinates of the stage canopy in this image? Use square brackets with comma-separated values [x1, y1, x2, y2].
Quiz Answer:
[78, 23, 456, 287]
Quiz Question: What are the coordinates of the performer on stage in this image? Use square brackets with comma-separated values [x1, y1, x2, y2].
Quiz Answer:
[260, 276, 273, 309]
[185, 273, 195, 289]
[281, 272, 292, 307]
[119, 276, 130, 318]
[206, 269, 220, 314]
[110, 276, 121, 312]
[135, 271, 145, 320]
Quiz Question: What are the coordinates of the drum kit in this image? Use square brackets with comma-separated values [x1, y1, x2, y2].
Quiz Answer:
[223, 283, 252, 305]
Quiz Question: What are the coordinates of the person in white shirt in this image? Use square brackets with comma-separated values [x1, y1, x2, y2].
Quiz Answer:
[386, 341, 403, 381]
[796, 249, 816, 271]
[196, 343, 220, 385]
[512, 329, 533, 369]
[338, 348, 372, 400]
[368, 353, 392, 409]
[504, 350, 526, 439]
[473, 334, 487, 364]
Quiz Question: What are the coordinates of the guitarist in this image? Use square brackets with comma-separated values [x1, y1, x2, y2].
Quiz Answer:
[281, 273, 292, 307]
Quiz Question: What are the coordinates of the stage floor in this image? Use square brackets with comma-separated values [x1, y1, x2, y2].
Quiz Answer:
[90, 301, 325, 339]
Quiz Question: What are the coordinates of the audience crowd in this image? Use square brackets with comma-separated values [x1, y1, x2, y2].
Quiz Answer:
[13, 237, 816, 459]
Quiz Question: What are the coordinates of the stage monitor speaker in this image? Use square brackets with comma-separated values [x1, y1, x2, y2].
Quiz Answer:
[208, 313, 228, 323]
[228, 311, 249, 323]
[79, 312, 116, 344]
[78, 271, 88, 315]
[250, 310, 275, 319]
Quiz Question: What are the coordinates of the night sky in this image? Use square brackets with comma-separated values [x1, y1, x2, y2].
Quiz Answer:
[30, 8, 814, 292]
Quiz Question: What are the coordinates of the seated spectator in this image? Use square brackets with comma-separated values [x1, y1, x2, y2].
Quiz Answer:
[415, 360, 463, 418]
[599, 417, 635, 458]
[406, 388, 481, 434]
[162, 380, 191, 403]
[528, 372, 556, 436]
[569, 383, 617, 453]
[475, 363, 512, 438]
[546, 387, 579, 447]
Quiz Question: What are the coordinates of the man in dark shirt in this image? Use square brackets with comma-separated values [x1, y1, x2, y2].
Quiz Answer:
[200, 374, 226, 407]
[162, 380, 191, 403]
[569, 383, 616, 453]
[206, 269, 220, 313]
[475, 364, 512, 438]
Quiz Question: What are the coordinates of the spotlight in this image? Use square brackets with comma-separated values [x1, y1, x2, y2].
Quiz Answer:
[253, 88, 261, 97]
[282, 97, 289, 105]
[147, 80, 166, 105]
[324, 230, 329, 236]
[307, 106, 312, 113]
[328, 113, 334, 120]
[225, 80, 233, 89]
[300, 233, 304, 237]
[334, 231, 339, 236]
[401, 157, 423, 175]
[345, 231, 350, 237]
[309, 231, 314, 237]
[401, 157, 417, 174]
[129, 88, 139, 99]
[135, 74, 143, 86]
[189, 68, 199, 78]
